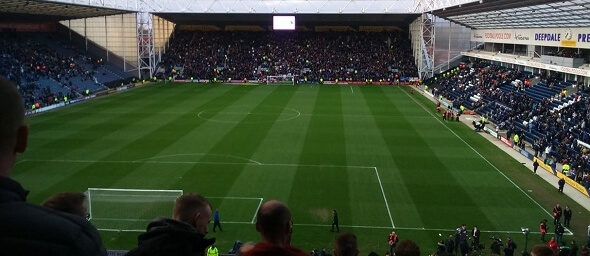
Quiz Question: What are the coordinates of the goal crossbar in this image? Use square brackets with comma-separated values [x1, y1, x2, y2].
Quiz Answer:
[86, 188, 183, 230]
[266, 74, 296, 85]
[87, 188, 183, 193]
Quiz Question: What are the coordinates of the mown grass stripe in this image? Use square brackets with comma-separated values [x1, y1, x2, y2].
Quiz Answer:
[290, 86, 350, 235]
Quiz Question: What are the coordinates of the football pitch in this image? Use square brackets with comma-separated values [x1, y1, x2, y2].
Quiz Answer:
[13, 83, 584, 253]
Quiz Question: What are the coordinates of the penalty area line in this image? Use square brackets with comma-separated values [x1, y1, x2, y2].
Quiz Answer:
[208, 196, 264, 200]
[374, 167, 395, 228]
[252, 198, 263, 224]
[193, 196, 263, 224]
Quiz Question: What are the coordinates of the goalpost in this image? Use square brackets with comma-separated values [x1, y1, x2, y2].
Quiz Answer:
[266, 74, 296, 85]
[86, 188, 183, 232]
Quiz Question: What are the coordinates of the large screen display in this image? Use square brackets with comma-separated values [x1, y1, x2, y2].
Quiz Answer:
[273, 16, 295, 30]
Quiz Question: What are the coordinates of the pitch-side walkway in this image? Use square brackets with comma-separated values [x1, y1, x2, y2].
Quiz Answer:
[418, 88, 590, 213]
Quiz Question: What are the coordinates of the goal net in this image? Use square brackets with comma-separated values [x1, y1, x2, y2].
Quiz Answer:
[266, 74, 296, 85]
[86, 188, 183, 232]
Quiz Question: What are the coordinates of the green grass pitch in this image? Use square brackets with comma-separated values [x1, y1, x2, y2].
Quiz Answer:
[14, 83, 589, 254]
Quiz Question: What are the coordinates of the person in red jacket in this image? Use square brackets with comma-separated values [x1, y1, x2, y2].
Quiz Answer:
[540, 219, 548, 242]
[388, 231, 399, 256]
[547, 237, 558, 254]
[553, 204, 562, 225]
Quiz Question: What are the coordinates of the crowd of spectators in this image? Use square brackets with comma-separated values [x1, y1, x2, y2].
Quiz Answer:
[0, 31, 111, 109]
[432, 62, 590, 192]
[531, 96, 590, 185]
[159, 31, 418, 83]
[436, 63, 535, 118]
[542, 48, 584, 59]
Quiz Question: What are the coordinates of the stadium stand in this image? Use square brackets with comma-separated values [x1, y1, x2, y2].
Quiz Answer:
[431, 62, 590, 189]
[159, 31, 418, 83]
[0, 31, 135, 108]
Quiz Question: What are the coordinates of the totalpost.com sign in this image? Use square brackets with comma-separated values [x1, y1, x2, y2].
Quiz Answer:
[484, 32, 512, 40]
[471, 27, 590, 48]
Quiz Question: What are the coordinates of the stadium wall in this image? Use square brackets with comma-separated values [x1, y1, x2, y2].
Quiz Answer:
[58, 13, 175, 78]
[60, 14, 139, 71]
[153, 15, 175, 61]
[56, 23, 131, 72]
[433, 18, 472, 73]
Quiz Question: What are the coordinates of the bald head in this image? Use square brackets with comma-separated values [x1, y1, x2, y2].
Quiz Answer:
[530, 245, 554, 256]
[0, 77, 27, 176]
[255, 200, 292, 246]
[333, 233, 359, 256]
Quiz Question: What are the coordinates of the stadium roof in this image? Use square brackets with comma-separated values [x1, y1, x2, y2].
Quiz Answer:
[0, 0, 133, 22]
[155, 13, 420, 27]
[136, 0, 416, 14]
[433, 0, 590, 29]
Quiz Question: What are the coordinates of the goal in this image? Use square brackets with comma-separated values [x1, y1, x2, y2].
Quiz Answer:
[266, 74, 296, 85]
[86, 188, 183, 232]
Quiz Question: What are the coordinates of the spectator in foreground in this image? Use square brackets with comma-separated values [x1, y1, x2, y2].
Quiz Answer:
[236, 242, 256, 256]
[0, 77, 106, 256]
[42, 191, 88, 218]
[333, 232, 359, 256]
[548, 237, 558, 254]
[394, 240, 421, 256]
[530, 244, 555, 256]
[241, 200, 308, 256]
[571, 240, 579, 256]
[125, 193, 215, 256]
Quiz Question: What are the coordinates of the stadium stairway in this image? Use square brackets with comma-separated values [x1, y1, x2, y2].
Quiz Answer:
[38, 78, 71, 96]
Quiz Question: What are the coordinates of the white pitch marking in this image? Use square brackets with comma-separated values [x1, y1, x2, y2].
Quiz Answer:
[252, 198, 264, 223]
[94, 220, 568, 236]
[94, 217, 148, 222]
[206, 196, 263, 224]
[94, 218, 572, 236]
[135, 153, 262, 165]
[208, 196, 264, 200]
[24, 158, 378, 170]
[196, 107, 301, 124]
[350, 86, 354, 94]
[374, 167, 395, 228]
[98, 228, 144, 232]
